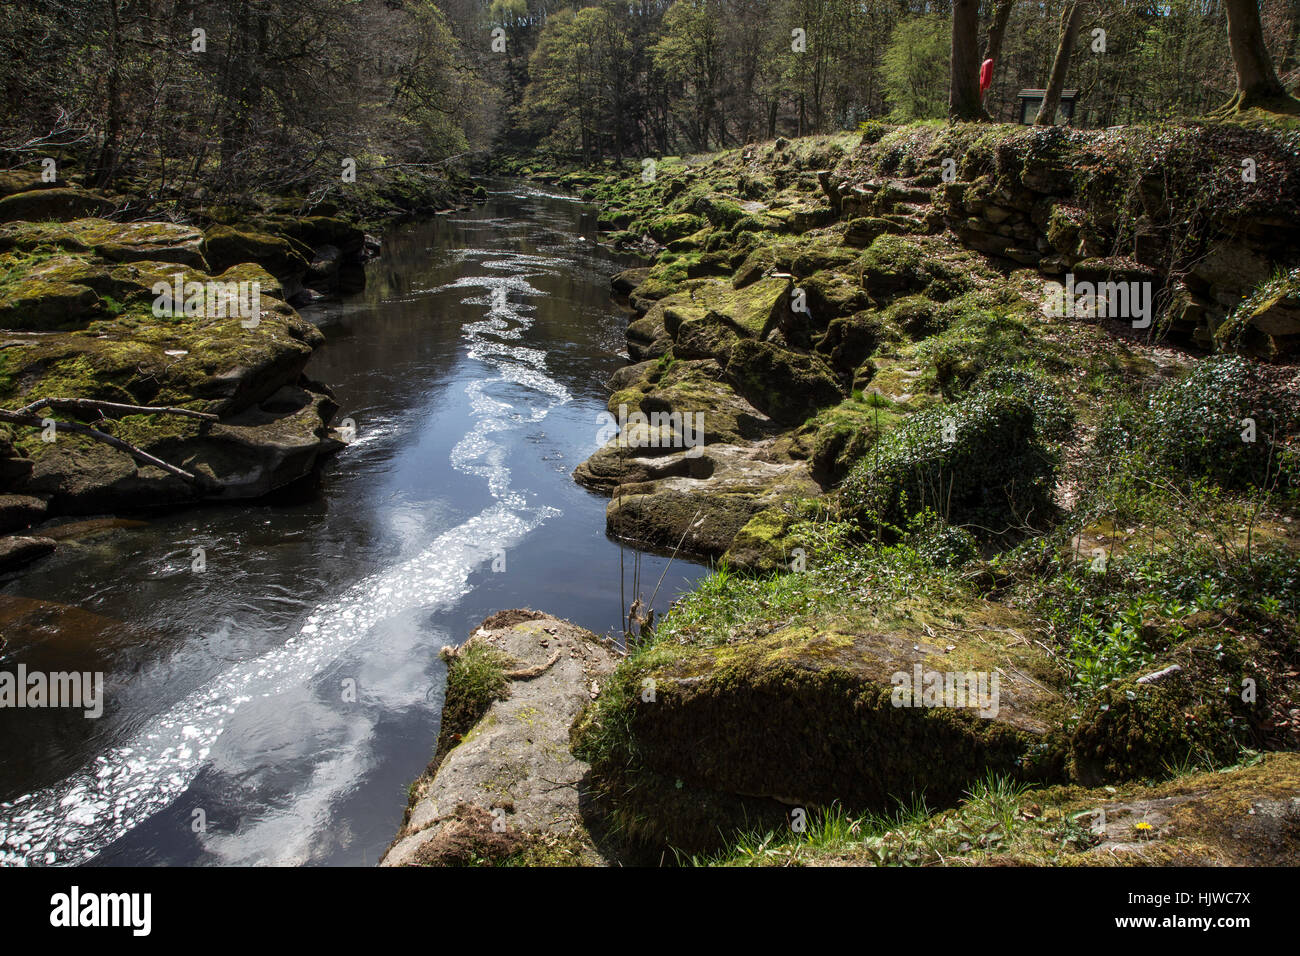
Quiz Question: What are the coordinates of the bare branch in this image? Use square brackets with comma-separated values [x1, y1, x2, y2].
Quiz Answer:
[0, 400, 220, 487]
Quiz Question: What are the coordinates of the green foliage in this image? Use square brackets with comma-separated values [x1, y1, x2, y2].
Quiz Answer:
[1095, 355, 1297, 495]
[680, 774, 1075, 866]
[879, 16, 949, 122]
[973, 366, 1076, 444]
[433, 642, 513, 769]
[838, 391, 1058, 535]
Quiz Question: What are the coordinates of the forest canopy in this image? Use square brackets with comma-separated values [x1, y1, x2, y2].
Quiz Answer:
[3, 0, 1299, 186]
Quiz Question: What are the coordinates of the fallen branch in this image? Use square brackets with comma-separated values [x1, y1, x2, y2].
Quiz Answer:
[16, 397, 218, 421]
[0, 400, 218, 486]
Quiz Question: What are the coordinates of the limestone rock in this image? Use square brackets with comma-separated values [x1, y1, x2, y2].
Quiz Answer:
[383, 612, 619, 866]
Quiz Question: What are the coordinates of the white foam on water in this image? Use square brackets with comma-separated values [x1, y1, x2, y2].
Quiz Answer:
[0, 258, 574, 867]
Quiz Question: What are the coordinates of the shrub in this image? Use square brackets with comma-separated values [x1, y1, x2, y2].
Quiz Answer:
[1096, 356, 1297, 493]
[838, 391, 1058, 534]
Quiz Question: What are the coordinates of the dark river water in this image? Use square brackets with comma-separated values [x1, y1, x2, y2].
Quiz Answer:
[0, 181, 706, 866]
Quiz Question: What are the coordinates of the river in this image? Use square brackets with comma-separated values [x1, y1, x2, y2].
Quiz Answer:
[0, 180, 705, 867]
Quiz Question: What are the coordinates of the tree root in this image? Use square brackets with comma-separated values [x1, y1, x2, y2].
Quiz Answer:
[1209, 89, 1300, 117]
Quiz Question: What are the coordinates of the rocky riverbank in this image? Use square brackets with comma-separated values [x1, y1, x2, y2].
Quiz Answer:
[0, 165, 477, 574]
[395, 122, 1299, 865]
[394, 610, 1300, 866]
[559, 123, 1300, 568]
[384, 611, 618, 866]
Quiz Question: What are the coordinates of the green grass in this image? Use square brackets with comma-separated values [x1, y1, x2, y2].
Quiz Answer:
[680, 774, 1086, 866]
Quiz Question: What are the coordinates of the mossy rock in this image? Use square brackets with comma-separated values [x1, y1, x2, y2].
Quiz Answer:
[688, 194, 747, 230]
[816, 311, 893, 375]
[798, 270, 872, 324]
[0, 219, 208, 270]
[431, 641, 514, 772]
[732, 235, 857, 288]
[724, 339, 844, 426]
[647, 214, 706, 243]
[857, 233, 975, 304]
[721, 507, 801, 573]
[0, 276, 102, 330]
[626, 311, 672, 362]
[0, 188, 117, 223]
[882, 293, 944, 338]
[0, 171, 60, 199]
[1061, 754, 1300, 866]
[661, 276, 787, 340]
[661, 277, 789, 364]
[0, 295, 321, 416]
[638, 358, 780, 445]
[202, 225, 310, 281]
[606, 486, 761, 555]
[806, 398, 901, 485]
[252, 214, 365, 256]
[574, 608, 1066, 852]
[843, 216, 893, 247]
[1068, 622, 1266, 785]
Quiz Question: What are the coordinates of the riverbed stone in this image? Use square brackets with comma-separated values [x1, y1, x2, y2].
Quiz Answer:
[202, 225, 310, 283]
[0, 494, 48, 534]
[383, 611, 618, 866]
[0, 535, 56, 572]
[14, 383, 341, 512]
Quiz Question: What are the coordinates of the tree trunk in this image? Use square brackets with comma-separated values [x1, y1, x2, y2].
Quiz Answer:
[1035, 1, 1085, 126]
[94, 0, 124, 187]
[1282, 0, 1300, 79]
[949, 0, 985, 121]
[1219, 0, 1294, 110]
[984, 0, 1015, 65]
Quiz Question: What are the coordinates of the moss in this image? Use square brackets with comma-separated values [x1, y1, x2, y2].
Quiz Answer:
[573, 602, 1067, 853]
[722, 508, 801, 573]
[201, 224, 309, 279]
[805, 397, 901, 484]
[838, 390, 1058, 534]
[724, 339, 843, 426]
[431, 642, 517, 773]
[646, 214, 706, 243]
[0, 276, 102, 330]
[1068, 622, 1263, 784]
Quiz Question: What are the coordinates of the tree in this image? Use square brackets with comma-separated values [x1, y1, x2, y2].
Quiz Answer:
[1214, 0, 1300, 113]
[654, 0, 724, 150]
[882, 16, 950, 121]
[1035, 1, 1086, 125]
[949, 0, 986, 120]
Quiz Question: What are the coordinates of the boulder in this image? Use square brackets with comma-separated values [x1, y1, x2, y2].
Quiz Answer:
[0, 495, 48, 534]
[202, 225, 310, 284]
[604, 442, 819, 557]
[573, 604, 1065, 852]
[0, 188, 117, 223]
[724, 339, 843, 426]
[383, 611, 618, 866]
[0, 219, 207, 270]
[0, 535, 56, 572]
[15, 384, 341, 512]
